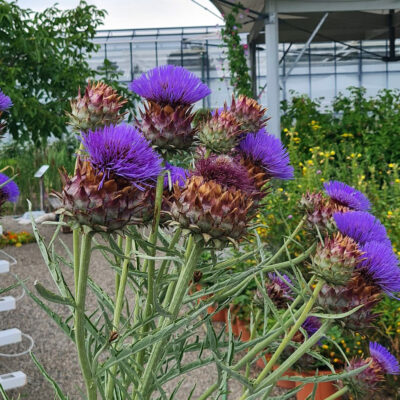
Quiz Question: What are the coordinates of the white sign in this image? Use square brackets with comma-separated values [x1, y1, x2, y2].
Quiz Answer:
[34, 165, 49, 178]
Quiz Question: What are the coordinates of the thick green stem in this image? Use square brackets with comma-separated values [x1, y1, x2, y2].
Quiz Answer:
[73, 229, 80, 298]
[105, 237, 133, 399]
[324, 386, 349, 400]
[254, 279, 324, 385]
[197, 383, 219, 400]
[256, 321, 330, 394]
[238, 280, 325, 400]
[115, 235, 124, 295]
[74, 232, 96, 400]
[135, 172, 165, 372]
[137, 238, 203, 400]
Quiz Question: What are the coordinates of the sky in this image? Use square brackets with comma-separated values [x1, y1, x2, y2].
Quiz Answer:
[15, 0, 223, 29]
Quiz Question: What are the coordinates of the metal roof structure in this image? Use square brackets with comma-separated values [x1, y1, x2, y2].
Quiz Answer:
[209, 0, 400, 137]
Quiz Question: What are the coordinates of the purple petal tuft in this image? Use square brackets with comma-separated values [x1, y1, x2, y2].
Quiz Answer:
[0, 90, 12, 111]
[369, 342, 400, 375]
[164, 163, 188, 189]
[324, 180, 370, 211]
[0, 173, 19, 202]
[358, 241, 400, 296]
[301, 317, 321, 337]
[238, 129, 294, 180]
[129, 65, 211, 106]
[81, 124, 162, 188]
[333, 211, 389, 245]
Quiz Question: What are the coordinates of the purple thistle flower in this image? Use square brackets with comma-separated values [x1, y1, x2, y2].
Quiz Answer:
[193, 154, 255, 194]
[164, 162, 188, 189]
[268, 273, 292, 292]
[301, 316, 321, 337]
[369, 342, 400, 375]
[129, 65, 211, 106]
[0, 90, 12, 111]
[81, 124, 162, 189]
[333, 211, 389, 245]
[324, 180, 371, 211]
[0, 173, 19, 202]
[358, 241, 400, 296]
[238, 129, 294, 180]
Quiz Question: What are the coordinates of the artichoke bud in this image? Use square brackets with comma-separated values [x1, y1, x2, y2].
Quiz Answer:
[170, 175, 253, 248]
[137, 101, 195, 153]
[56, 160, 151, 232]
[197, 110, 243, 153]
[300, 191, 348, 233]
[311, 232, 362, 285]
[317, 273, 381, 331]
[230, 95, 268, 133]
[68, 81, 127, 132]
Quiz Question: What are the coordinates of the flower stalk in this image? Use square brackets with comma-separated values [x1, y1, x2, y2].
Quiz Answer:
[74, 231, 96, 400]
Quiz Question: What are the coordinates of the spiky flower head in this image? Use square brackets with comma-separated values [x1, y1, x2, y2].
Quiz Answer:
[292, 316, 322, 343]
[129, 65, 210, 107]
[80, 124, 162, 189]
[301, 317, 321, 337]
[324, 181, 370, 212]
[0, 90, 12, 111]
[170, 156, 254, 247]
[369, 342, 400, 375]
[193, 155, 256, 195]
[311, 232, 362, 285]
[317, 273, 381, 331]
[229, 95, 268, 133]
[239, 129, 294, 181]
[68, 81, 127, 132]
[358, 241, 400, 296]
[57, 160, 153, 232]
[0, 173, 19, 206]
[197, 110, 243, 153]
[333, 211, 389, 246]
[164, 163, 188, 191]
[266, 273, 294, 307]
[137, 101, 196, 152]
[346, 342, 399, 397]
[300, 191, 347, 232]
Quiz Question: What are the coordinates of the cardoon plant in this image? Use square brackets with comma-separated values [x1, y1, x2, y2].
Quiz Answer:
[28, 65, 400, 400]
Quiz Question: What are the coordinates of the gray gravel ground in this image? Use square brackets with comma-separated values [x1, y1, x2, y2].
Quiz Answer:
[0, 216, 289, 400]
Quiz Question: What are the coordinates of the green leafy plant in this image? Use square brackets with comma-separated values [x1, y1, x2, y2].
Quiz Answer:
[220, 4, 253, 98]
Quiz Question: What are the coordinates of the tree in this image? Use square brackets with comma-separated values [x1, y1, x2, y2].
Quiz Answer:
[0, 1, 106, 144]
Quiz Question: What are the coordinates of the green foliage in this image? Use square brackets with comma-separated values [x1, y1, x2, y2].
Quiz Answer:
[0, 1, 106, 144]
[0, 137, 77, 212]
[94, 59, 140, 123]
[220, 4, 253, 98]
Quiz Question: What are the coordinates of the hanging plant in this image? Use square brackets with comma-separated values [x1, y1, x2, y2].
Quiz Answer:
[221, 3, 253, 98]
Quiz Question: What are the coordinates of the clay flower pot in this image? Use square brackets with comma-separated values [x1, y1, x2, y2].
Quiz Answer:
[255, 356, 296, 389]
[295, 370, 341, 400]
[191, 284, 227, 322]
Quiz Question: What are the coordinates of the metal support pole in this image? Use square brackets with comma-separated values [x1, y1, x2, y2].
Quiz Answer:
[282, 12, 329, 83]
[39, 177, 45, 212]
[264, 0, 280, 138]
[249, 41, 257, 98]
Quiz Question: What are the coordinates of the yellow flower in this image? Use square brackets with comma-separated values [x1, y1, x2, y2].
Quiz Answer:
[15, 242, 22, 248]
[330, 151, 335, 155]
[320, 178, 325, 182]
[278, 188, 283, 192]
[283, 128, 288, 133]
[322, 344, 329, 350]
[388, 211, 393, 216]
[389, 163, 395, 168]
[396, 179, 400, 183]
[306, 160, 314, 165]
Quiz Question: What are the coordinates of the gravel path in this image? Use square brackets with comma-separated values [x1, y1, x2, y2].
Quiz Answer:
[0, 216, 289, 400]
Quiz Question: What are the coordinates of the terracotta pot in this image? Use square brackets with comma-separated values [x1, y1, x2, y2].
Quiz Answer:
[255, 357, 296, 389]
[234, 318, 251, 341]
[295, 370, 341, 400]
[191, 284, 227, 323]
[207, 305, 228, 323]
